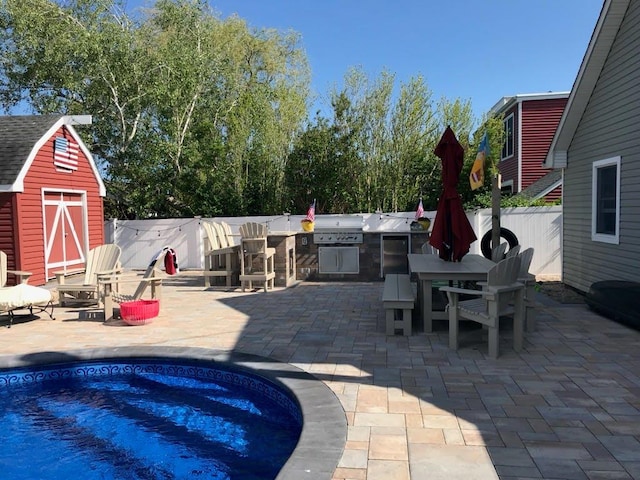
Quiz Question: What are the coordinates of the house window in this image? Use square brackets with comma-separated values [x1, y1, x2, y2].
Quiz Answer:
[591, 156, 620, 244]
[500, 179, 514, 195]
[501, 114, 514, 160]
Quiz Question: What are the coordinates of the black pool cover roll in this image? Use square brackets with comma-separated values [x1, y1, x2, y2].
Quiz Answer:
[586, 280, 640, 330]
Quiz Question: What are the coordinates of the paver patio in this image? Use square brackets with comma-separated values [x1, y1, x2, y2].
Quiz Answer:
[1, 273, 639, 480]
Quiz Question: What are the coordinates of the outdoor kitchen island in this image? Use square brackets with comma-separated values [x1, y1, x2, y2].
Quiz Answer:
[294, 217, 429, 282]
[266, 231, 297, 287]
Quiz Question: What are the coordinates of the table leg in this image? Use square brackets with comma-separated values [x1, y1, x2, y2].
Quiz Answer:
[422, 279, 433, 333]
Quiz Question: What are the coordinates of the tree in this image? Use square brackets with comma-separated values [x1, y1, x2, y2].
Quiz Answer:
[386, 76, 439, 212]
[284, 95, 362, 215]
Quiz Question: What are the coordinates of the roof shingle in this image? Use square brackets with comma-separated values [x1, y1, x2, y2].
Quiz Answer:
[0, 114, 64, 186]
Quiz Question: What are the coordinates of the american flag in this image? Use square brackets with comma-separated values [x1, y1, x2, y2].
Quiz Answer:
[415, 198, 424, 220]
[53, 136, 79, 171]
[305, 199, 316, 222]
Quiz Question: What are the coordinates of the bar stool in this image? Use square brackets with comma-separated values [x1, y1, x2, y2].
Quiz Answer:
[239, 222, 275, 292]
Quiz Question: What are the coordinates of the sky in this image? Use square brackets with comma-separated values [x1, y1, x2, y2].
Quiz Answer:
[126, 0, 605, 121]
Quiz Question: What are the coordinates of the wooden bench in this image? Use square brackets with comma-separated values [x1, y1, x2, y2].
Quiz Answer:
[382, 274, 415, 336]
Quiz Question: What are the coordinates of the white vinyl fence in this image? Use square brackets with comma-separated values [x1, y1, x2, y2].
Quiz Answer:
[104, 206, 562, 278]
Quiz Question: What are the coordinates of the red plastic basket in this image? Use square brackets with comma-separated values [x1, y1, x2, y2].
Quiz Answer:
[120, 299, 159, 325]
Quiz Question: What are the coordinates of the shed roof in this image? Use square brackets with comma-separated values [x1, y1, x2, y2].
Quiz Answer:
[519, 169, 562, 200]
[0, 114, 104, 195]
[489, 92, 570, 116]
[545, 0, 631, 168]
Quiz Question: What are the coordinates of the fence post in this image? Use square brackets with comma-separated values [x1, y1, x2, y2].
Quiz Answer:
[195, 216, 205, 270]
[104, 218, 118, 245]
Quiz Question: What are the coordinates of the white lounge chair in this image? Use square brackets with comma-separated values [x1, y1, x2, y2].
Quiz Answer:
[0, 284, 55, 328]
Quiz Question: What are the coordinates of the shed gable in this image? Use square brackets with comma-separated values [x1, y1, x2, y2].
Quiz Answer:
[520, 98, 567, 192]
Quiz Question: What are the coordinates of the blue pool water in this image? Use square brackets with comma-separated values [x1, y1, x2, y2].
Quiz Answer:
[0, 358, 302, 479]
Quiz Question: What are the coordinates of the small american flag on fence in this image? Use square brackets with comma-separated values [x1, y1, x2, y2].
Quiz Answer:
[53, 136, 79, 171]
[415, 198, 424, 220]
[305, 199, 316, 222]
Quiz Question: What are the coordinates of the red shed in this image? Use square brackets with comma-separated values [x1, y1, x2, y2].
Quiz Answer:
[0, 115, 105, 286]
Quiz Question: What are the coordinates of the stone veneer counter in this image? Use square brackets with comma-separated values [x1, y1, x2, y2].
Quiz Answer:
[294, 230, 430, 282]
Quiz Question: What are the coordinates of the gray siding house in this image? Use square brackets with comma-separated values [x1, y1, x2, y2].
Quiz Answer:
[545, 0, 640, 292]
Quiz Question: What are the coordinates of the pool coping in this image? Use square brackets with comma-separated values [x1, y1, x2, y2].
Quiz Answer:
[0, 346, 347, 480]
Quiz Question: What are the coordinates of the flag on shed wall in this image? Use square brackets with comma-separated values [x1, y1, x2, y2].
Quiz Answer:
[469, 132, 488, 190]
[305, 199, 316, 222]
[415, 198, 424, 219]
[53, 136, 79, 171]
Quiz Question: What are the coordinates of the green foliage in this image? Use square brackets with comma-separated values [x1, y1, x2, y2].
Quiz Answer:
[285, 67, 477, 216]
[465, 191, 557, 210]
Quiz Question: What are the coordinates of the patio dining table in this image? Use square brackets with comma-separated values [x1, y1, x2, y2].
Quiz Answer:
[408, 253, 495, 332]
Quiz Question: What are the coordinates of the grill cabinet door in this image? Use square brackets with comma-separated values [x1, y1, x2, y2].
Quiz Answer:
[318, 247, 359, 274]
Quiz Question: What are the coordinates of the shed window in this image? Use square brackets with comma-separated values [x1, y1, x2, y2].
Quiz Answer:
[501, 114, 514, 160]
[591, 156, 620, 244]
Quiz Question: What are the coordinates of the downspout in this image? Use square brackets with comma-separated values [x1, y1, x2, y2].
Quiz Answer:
[560, 168, 564, 282]
[518, 100, 523, 192]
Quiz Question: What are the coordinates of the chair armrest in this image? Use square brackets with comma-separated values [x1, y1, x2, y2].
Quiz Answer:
[97, 272, 128, 282]
[439, 286, 485, 296]
[54, 268, 86, 285]
[518, 273, 536, 283]
[99, 275, 163, 285]
[93, 267, 122, 281]
[95, 266, 122, 276]
[491, 282, 525, 294]
[7, 270, 32, 284]
[440, 286, 497, 302]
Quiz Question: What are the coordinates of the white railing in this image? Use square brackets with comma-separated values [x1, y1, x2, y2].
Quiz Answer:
[104, 206, 562, 278]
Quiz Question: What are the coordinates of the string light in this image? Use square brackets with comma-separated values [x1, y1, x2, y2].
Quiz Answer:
[116, 218, 200, 234]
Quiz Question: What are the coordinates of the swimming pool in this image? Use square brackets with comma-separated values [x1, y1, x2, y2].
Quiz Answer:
[0, 347, 347, 480]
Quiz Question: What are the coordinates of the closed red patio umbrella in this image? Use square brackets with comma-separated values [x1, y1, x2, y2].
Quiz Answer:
[429, 126, 477, 261]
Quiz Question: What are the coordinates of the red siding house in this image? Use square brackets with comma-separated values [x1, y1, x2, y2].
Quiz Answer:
[489, 92, 568, 202]
[0, 115, 105, 286]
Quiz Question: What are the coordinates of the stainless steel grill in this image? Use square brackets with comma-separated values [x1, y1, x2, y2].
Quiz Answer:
[312, 215, 364, 244]
[313, 216, 364, 274]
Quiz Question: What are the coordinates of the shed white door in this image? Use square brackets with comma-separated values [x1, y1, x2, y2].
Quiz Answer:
[43, 190, 88, 278]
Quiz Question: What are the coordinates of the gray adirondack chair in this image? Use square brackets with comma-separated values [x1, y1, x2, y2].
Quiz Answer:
[440, 255, 525, 358]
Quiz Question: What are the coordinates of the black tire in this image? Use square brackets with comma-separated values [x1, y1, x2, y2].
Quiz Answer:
[481, 228, 519, 259]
